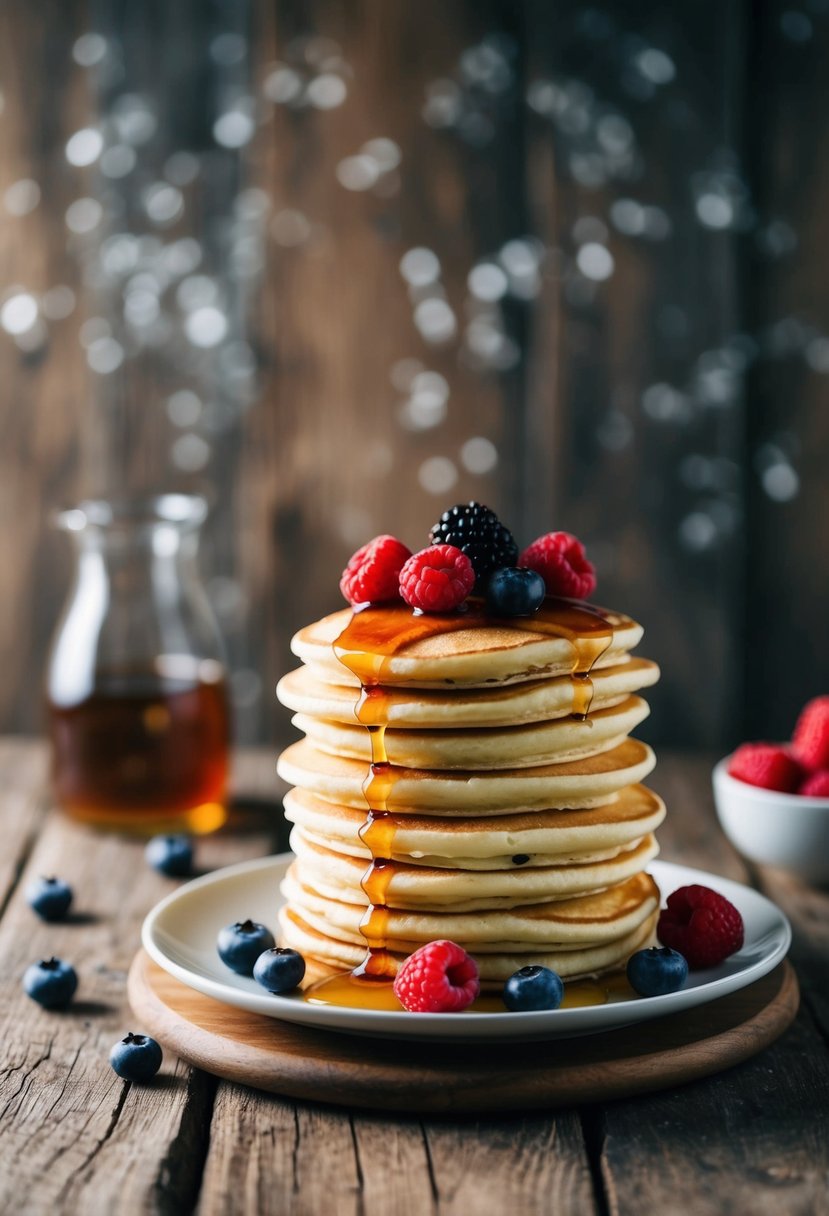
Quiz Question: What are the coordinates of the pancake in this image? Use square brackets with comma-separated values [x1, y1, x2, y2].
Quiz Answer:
[276, 737, 657, 815]
[278, 905, 658, 983]
[282, 785, 667, 867]
[292, 605, 643, 689]
[277, 658, 660, 728]
[281, 867, 659, 948]
[280, 904, 658, 983]
[289, 827, 659, 909]
[276, 593, 664, 992]
[292, 695, 650, 770]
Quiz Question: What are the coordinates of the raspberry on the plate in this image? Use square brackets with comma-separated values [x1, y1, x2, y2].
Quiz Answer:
[657, 884, 744, 970]
[393, 939, 480, 1012]
[727, 743, 802, 793]
[399, 545, 475, 614]
[799, 770, 829, 798]
[339, 535, 412, 606]
[792, 696, 829, 771]
[519, 531, 596, 600]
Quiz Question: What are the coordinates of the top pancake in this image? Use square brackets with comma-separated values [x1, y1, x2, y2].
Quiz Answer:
[292, 604, 643, 689]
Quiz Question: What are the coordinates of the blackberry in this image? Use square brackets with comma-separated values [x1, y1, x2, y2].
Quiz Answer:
[429, 503, 518, 587]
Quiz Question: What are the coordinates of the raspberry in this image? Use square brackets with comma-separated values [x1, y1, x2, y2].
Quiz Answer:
[657, 885, 744, 970]
[727, 743, 802, 793]
[799, 770, 829, 798]
[519, 532, 596, 600]
[393, 940, 480, 1012]
[399, 545, 475, 613]
[791, 696, 829, 771]
[339, 535, 412, 606]
[429, 503, 518, 587]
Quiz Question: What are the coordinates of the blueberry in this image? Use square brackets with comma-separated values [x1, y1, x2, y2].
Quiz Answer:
[252, 947, 306, 994]
[145, 834, 193, 877]
[217, 920, 276, 976]
[109, 1032, 163, 1082]
[26, 876, 73, 921]
[503, 964, 564, 1011]
[22, 957, 78, 1009]
[486, 568, 546, 618]
[626, 947, 689, 997]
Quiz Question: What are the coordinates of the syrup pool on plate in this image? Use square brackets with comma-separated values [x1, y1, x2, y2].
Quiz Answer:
[303, 971, 634, 1012]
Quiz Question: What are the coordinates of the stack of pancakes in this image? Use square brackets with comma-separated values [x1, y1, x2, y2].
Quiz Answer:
[276, 602, 664, 985]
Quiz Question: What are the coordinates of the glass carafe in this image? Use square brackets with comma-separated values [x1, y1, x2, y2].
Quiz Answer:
[47, 495, 231, 835]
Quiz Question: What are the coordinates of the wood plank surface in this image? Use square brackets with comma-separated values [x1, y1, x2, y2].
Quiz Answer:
[0, 747, 277, 1215]
[0, 742, 827, 1216]
[598, 748, 829, 1216]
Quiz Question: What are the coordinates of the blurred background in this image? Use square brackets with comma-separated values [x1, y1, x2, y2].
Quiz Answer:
[0, 0, 827, 755]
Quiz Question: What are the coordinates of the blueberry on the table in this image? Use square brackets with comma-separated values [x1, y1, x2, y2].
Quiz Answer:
[109, 1032, 163, 1082]
[26, 876, 73, 921]
[486, 568, 546, 618]
[144, 834, 193, 877]
[217, 920, 276, 976]
[252, 947, 306, 994]
[626, 947, 689, 997]
[22, 957, 78, 1009]
[503, 965, 564, 1011]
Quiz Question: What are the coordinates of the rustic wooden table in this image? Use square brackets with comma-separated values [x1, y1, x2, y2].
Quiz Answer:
[1, 739, 827, 1215]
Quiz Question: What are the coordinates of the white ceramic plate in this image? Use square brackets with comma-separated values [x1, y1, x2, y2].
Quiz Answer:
[141, 856, 791, 1041]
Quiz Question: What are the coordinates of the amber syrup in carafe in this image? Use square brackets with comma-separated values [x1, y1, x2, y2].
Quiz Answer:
[48, 656, 230, 834]
[304, 598, 617, 1011]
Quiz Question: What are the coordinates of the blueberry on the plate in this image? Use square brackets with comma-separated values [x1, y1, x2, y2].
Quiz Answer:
[486, 567, 546, 618]
[217, 920, 276, 976]
[252, 947, 306, 994]
[22, 957, 78, 1009]
[626, 947, 689, 997]
[109, 1032, 163, 1082]
[144, 834, 193, 877]
[503, 964, 564, 1011]
[26, 876, 73, 921]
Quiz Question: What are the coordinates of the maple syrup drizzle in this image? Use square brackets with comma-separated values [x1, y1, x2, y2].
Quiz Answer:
[334, 598, 612, 721]
[306, 597, 617, 1007]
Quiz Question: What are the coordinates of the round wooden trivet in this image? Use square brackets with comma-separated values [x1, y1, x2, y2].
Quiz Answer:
[128, 950, 798, 1114]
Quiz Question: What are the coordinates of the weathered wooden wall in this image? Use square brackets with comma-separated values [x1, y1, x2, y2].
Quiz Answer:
[0, 0, 826, 750]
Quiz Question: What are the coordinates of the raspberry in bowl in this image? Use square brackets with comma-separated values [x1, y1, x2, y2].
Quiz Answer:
[713, 697, 829, 884]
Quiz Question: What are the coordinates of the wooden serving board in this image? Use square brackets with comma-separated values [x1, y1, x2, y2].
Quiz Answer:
[128, 951, 799, 1114]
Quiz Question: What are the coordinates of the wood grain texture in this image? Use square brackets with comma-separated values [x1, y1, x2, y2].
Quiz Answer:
[0, 1, 827, 754]
[598, 1003, 829, 1216]
[128, 953, 799, 1115]
[743, 0, 829, 744]
[0, 739, 50, 909]
[199, 1089, 440, 1216]
[0, 1, 88, 740]
[522, 0, 746, 751]
[247, 0, 525, 755]
[0, 742, 827, 1216]
[0, 746, 277, 1214]
[598, 749, 829, 1216]
[418, 1115, 593, 1216]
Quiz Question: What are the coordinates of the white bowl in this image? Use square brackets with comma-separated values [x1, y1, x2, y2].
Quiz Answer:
[713, 757, 829, 883]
